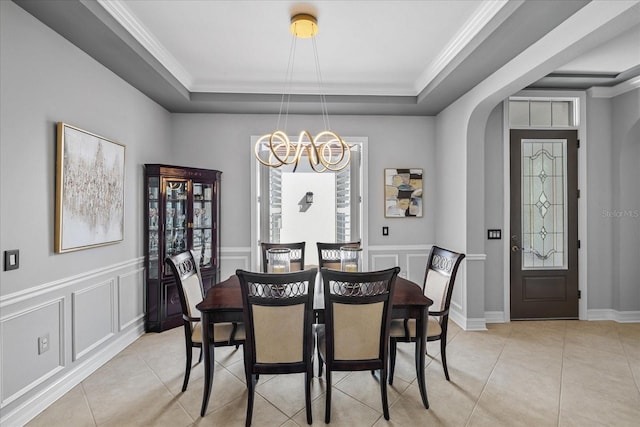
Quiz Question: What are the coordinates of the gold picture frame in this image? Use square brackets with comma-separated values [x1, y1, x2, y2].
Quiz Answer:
[384, 168, 423, 218]
[55, 123, 126, 253]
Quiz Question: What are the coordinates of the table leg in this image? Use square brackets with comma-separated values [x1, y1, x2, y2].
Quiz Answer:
[415, 306, 430, 409]
[200, 311, 215, 416]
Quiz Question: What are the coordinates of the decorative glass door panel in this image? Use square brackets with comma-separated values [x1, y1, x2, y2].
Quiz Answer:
[148, 177, 160, 279]
[521, 139, 567, 269]
[144, 164, 221, 332]
[193, 182, 214, 268]
[165, 179, 188, 261]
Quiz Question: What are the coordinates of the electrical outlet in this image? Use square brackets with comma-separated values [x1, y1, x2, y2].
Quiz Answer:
[38, 333, 50, 355]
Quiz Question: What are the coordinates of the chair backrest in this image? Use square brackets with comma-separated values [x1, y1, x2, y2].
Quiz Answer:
[422, 246, 465, 318]
[261, 242, 306, 272]
[237, 269, 317, 367]
[316, 241, 361, 270]
[321, 267, 400, 364]
[165, 250, 204, 322]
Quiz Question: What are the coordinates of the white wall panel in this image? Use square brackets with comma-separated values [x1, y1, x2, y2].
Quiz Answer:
[220, 254, 250, 281]
[1, 298, 64, 407]
[118, 268, 145, 331]
[72, 280, 115, 361]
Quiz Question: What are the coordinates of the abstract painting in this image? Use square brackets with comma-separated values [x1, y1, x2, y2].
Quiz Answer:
[384, 168, 423, 217]
[55, 123, 125, 253]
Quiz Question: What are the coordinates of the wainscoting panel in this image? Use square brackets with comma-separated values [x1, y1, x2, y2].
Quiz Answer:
[118, 268, 145, 331]
[406, 253, 429, 284]
[0, 298, 64, 407]
[220, 253, 250, 282]
[367, 245, 431, 282]
[72, 279, 115, 361]
[0, 257, 145, 427]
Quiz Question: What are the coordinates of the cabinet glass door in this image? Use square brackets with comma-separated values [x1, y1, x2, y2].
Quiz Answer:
[193, 182, 214, 268]
[165, 179, 188, 262]
[148, 177, 160, 279]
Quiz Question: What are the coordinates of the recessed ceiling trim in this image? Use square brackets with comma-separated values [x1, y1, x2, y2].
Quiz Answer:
[97, 0, 193, 89]
[589, 75, 640, 98]
[189, 81, 418, 97]
[414, 0, 511, 93]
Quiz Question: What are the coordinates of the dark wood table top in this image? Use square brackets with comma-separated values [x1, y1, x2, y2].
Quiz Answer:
[197, 272, 432, 312]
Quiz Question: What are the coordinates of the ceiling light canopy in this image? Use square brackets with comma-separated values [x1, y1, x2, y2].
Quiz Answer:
[254, 12, 351, 173]
[290, 13, 318, 38]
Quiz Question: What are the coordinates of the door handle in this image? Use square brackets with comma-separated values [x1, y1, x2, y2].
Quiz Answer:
[511, 245, 520, 253]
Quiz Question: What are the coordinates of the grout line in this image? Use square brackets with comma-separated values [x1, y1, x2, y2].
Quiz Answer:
[617, 324, 640, 396]
[556, 322, 568, 426]
[463, 324, 511, 427]
[79, 381, 98, 427]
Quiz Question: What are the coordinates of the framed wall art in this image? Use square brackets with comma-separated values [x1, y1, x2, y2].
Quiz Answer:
[55, 123, 126, 253]
[384, 168, 423, 218]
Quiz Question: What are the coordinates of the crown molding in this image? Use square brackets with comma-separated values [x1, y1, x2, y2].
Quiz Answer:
[414, 0, 512, 93]
[588, 76, 640, 98]
[97, 0, 193, 89]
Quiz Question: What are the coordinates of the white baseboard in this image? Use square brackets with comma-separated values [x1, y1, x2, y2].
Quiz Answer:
[0, 322, 145, 427]
[481, 309, 640, 323]
[587, 309, 640, 323]
[450, 308, 488, 331]
[485, 311, 507, 323]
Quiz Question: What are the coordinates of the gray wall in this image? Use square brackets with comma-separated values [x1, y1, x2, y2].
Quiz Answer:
[612, 90, 640, 311]
[586, 88, 640, 313]
[484, 103, 505, 312]
[0, 0, 172, 296]
[586, 96, 616, 310]
[169, 113, 437, 248]
[0, 2, 170, 423]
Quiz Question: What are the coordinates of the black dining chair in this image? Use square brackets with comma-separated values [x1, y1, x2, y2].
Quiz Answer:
[236, 268, 317, 426]
[316, 241, 361, 270]
[388, 245, 465, 382]
[260, 242, 306, 272]
[317, 267, 400, 422]
[165, 250, 245, 392]
[314, 241, 361, 375]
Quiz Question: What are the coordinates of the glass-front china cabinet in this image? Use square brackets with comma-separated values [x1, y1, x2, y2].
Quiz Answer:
[144, 164, 221, 332]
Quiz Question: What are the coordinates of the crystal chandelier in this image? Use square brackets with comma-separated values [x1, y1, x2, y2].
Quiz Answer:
[254, 13, 351, 173]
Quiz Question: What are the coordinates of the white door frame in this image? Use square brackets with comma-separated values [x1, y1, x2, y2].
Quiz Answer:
[250, 136, 368, 271]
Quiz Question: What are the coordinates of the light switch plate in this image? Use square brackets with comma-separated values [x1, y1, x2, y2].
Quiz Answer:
[4, 250, 19, 271]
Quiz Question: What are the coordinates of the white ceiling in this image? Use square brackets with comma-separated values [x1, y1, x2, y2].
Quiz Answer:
[14, 0, 640, 114]
[112, 0, 490, 96]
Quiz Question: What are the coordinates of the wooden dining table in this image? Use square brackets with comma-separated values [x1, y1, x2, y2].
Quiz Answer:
[195, 271, 433, 416]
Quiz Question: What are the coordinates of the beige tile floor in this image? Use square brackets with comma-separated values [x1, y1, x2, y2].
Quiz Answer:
[27, 320, 640, 427]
